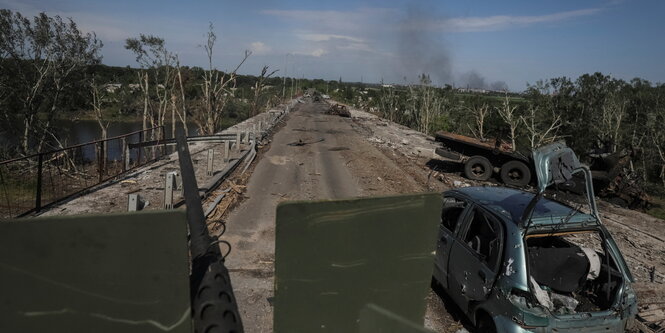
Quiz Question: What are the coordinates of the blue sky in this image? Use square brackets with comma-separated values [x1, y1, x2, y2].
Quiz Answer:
[2, 0, 663, 90]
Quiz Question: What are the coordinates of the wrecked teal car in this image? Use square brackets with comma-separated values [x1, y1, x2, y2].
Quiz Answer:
[432, 143, 637, 332]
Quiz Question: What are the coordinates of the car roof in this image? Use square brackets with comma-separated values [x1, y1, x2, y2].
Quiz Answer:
[448, 186, 595, 227]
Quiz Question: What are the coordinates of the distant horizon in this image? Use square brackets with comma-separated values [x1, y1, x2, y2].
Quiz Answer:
[89, 62, 659, 94]
[3, 0, 663, 91]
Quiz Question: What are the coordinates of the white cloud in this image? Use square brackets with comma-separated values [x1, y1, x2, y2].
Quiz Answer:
[249, 41, 272, 55]
[297, 34, 364, 43]
[262, 8, 395, 33]
[294, 48, 327, 57]
[426, 8, 603, 32]
[310, 49, 326, 57]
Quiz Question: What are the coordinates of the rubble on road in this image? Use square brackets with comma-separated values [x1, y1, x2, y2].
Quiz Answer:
[327, 103, 351, 117]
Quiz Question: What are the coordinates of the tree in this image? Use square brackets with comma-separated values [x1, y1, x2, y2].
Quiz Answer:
[90, 75, 109, 170]
[196, 23, 251, 135]
[125, 34, 177, 142]
[647, 94, 665, 186]
[520, 105, 563, 149]
[0, 10, 103, 154]
[378, 84, 399, 122]
[90, 76, 109, 142]
[250, 66, 278, 117]
[496, 93, 520, 152]
[417, 74, 443, 134]
[598, 92, 627, 152]
[466, 103, 490, 141]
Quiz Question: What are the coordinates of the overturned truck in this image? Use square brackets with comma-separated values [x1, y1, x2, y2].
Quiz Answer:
[434, 131, 650, 209]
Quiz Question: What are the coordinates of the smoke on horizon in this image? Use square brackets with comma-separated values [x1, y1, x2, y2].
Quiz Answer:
[395, 5, 509, 91]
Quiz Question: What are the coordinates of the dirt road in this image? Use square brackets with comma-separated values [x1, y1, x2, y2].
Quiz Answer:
[223, 100, 452, 332]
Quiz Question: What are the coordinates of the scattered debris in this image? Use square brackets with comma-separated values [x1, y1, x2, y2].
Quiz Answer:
[287, 138, 325, 146]
[327, 104, 351, 117]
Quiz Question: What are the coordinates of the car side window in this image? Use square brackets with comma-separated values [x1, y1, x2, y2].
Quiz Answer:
[441, 197, 467, 232]
[463, 208, 503, 270]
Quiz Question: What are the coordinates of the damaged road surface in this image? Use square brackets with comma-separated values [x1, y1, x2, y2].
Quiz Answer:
[221, 100, 434, 332]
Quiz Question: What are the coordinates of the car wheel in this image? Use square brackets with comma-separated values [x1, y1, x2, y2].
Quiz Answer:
[464, 156, 493, 181]
[500, 160, 531, 187]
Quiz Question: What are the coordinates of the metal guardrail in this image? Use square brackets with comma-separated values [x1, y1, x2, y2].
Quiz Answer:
[0, 126, 166, 218]
[0, 103, 295, 219]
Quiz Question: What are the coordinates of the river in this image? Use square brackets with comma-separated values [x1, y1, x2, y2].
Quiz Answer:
[53, 119, 199, 146]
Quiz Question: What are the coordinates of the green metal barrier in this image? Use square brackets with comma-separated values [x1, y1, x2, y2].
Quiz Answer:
[0, 211, 192, 333]
[274, 193, 441, 332]
[359, 304, 435, 333]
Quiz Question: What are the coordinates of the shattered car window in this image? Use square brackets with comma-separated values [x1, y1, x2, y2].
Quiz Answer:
[463, 209, 503, 270]
[441, 197, 466, 232]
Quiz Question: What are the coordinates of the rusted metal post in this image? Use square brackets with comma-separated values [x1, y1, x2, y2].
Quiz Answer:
[35, 153, 43, 212]
[207, 149, 214, 176]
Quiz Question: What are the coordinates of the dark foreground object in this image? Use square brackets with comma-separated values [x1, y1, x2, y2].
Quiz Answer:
[175, 130, 243, 333]
[274, 193, 441, 332]
[0, 211, 192, 332]
[0, 131, 243, 333]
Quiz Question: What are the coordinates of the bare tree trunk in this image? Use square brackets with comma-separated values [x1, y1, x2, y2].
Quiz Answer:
[141, 72, 149, 132]
[176, 64, 188, 136]
[22, 116, 31, 153]
[171, 94, 176, 139]
[497, 93, 520, 152]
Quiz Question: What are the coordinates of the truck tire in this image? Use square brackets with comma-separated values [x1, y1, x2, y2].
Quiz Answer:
[193, 258, 244, 333]
[500, 161, 531, 187]
[464, 156, 493, 181]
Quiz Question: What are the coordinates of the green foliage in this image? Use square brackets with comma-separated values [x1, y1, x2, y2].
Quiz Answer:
[337, 72, 664, 190]
[0, 9, 103, 153]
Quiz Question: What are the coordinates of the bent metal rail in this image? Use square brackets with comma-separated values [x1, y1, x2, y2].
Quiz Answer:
[0, 126, 167, 218]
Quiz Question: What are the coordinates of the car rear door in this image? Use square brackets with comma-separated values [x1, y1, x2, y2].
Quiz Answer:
[447, 205, 504, 310]
[434, 195, 470, 289]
